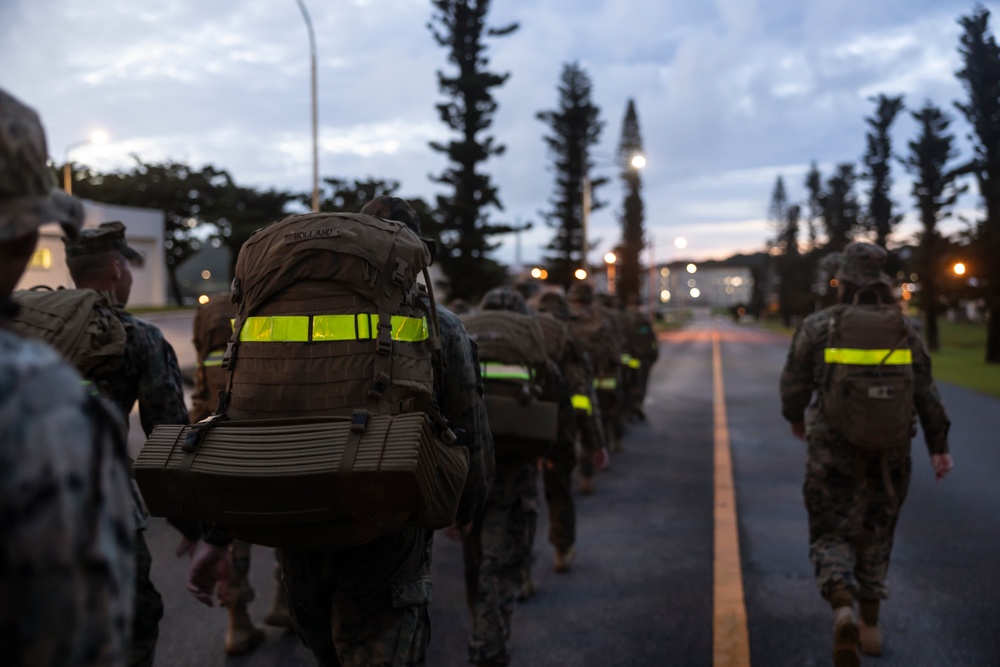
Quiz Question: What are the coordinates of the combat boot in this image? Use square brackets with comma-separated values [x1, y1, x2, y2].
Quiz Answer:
[225, 604, 265, 655]
[579, 475, 595, 494]
[858, 599, 882, 656]
[832, 606, 861, 667]
[553, 545, 575, 573]
[263, 584, 294, 629]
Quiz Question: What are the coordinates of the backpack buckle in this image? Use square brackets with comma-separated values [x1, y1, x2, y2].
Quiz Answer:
[221, 341, 237, 370]
[350, 410, 369, 433]
[393, 257, 408, 286]
[368, 371, 390, 399]
[376, 320, 392, 354]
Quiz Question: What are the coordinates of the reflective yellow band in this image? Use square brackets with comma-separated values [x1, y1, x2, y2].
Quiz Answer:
[571, 394, 593, 415]
[238, 314, 428, 343]
[482, 362, 532, 381]
[824, 348, 912, 365]
[628, 358, 641, 369]
[202, 350, 226, 368]
[594, 376, 617, 390]
[620, 353, 633, 365]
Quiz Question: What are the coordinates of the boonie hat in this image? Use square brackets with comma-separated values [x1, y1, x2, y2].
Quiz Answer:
[0, 87, 83, 241]
[63, 221, 143, 263]
[833, 242, 892, 287]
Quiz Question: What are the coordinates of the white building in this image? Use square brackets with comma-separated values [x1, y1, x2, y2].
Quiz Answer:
[16, 200, 167, 307]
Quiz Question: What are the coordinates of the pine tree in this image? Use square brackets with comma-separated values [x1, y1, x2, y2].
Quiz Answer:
[427, 0, 519, 302]
[615, 99, 646, 304]
[902, 101, 968, 351]
[819, 163, 860, 252]
[862, 94, 906, 247]
[804, 162, 823, 249]
[955, 4, 1000, 362]
[767, 175, 789, 247]
[536, 63, 605, 289]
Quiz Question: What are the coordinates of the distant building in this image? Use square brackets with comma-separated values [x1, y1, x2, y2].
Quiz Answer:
[654, 261, 754, 310]
[17, 200, 167, 306]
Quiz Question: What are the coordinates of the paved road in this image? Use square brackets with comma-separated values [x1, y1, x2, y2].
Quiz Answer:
[128, 312, 999, 666]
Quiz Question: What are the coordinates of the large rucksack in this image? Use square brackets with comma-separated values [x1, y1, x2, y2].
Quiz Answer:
[460, 310, 558, 458]
[8, 286, 127, 379]
[133, 212, 469, 549]
[822, 300, 915, 450]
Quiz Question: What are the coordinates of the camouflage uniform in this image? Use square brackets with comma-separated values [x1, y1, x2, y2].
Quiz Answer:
[65, 226, 189, 667]
[625, 306, 658, 416]
[567, 285, 619, 457]
[462, 287, 550, 666]
[780, 244, 950, 604]
[0, 86, 135, 666]
[279, 195, 494, 667]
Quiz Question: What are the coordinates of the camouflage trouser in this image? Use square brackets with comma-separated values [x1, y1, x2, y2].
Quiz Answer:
[277, 527, 433, 667]
[804, 438, 911, 602]
[576, 395, 606, 479]
[463, 458, 538, 666]
[226, 540, 257, 607]
[129, 530, 163, 667]
[596, 387, 623, 448]
[541, 433, 576, 552]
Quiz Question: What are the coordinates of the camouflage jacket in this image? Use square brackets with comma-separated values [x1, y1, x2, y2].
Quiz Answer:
[780, 306, 950, 455]
[94, 309, 189, 438]
[0, 324, 135, 666]
[435, 306, 495, 525]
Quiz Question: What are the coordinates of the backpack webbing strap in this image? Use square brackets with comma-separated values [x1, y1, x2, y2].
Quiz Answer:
[337, 411, 369, 518]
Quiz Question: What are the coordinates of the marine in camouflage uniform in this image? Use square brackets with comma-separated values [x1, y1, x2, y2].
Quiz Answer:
[0, 87, 136, 666]
[624, 299, 658, 419]
[461, 286, 554, 666]
[780, 243, 952, 664]
[64, 223, 189, 667]
[271, 196, 495, 667]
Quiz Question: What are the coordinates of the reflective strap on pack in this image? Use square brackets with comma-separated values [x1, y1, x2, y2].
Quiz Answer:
[201, 349, 226, 368]
[620, 353, 642, 369]
[571, 393, 593, 415]
[594, 376, 617, 390]
[238, 314, 429, 343]
[824, 348, 912, 365]
[481, 362, 532, 381]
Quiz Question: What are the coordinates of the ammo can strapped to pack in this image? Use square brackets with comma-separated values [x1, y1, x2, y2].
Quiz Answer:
[460, 310, 558, 459]
[132, 212, 469, 549]
[822, 301, 916, 450]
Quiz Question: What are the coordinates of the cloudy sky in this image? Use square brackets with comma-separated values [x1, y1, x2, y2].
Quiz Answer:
[2, 0, 997, 266]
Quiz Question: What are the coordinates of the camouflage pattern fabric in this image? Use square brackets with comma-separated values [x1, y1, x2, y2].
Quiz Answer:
[276, 304, 494, 666]
[89, 307, 187, 667]
[0, 325, 136, 666]
[780, 305, 950, 601]
[463, 459, 538, 666]
[278, 527, 433, 667]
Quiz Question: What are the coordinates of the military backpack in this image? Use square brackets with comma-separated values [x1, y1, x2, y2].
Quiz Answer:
[133, 212, 469, 549]
[9, 286, 127, 379]
[822, 297, 915, 450]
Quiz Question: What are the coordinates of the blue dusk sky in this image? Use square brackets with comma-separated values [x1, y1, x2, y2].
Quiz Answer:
[2, 0, 997, 266]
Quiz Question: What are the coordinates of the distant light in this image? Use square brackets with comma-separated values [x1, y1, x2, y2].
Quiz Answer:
[910, 273, 918, 282]
[604, 252, 617, 264]
[574, 269, 588, 280]
[89, 130, 109, 145]
[690, 288, 701, 298]
[660, 267, 670, 277]
[630, 154, 647, 170]
[198, 294, 210, 305]
[660, 290, 671, 302]
[686, 263, 697, 274]
[201, 269, 211, 279]
[687, 279, 697, 287]
[530, 267, 542, 279]
[674, 237, 688, 249]
[731, 276, 743, 287]
[953, 262, 966, 276]
[539, 269, 549, 280]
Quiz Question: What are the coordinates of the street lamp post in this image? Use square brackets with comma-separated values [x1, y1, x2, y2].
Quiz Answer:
[295, 0, 320, 213]
[580, 151, 646, 283]
[604, 252, 617, 295]
[62, 130, 108, 195]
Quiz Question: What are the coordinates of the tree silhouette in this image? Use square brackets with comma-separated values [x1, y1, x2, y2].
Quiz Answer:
[615, 99, 646, 304]
[862, 94, 906, 247]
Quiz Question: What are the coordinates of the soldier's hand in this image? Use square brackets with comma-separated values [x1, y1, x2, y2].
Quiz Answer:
[931, 453, 953, 481]
[592, 447, 610, 472]
[186, 541, 231, 607]
[174, 536, 198, 558]
[791, 421, 806, 440]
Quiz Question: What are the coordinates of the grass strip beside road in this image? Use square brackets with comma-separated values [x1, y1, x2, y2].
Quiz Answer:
[929, 321, 1000, 399]
[711, 329, 752, 667]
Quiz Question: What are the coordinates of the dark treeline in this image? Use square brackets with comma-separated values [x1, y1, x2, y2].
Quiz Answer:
[766, 4, 1000, 363]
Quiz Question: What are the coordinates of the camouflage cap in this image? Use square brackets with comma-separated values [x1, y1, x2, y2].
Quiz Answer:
[0, 88, 84, 242]
[63, 221, 143, 263]
[532, 289, 570, 320]
[480, 286, 529, 314]
[833, 242, 892, 287]
[360, 195, 421, 235]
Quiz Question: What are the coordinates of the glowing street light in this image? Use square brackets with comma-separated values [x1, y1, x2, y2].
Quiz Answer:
[580, 152, 646, 279]
[953, 262, 967, 276]
[674, 237, 687, 249]
[630, 153, 647, 170]
[686, 263, 698, 274]
[574, 268, 588, 281]
[604, 252, 617, 295]
[62, 130, 109, 194]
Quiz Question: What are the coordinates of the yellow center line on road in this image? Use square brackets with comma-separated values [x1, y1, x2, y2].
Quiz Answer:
[712, 328, 752, 667]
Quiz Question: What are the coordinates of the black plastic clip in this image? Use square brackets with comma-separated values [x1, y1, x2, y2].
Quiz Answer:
[182, 413, 229, 453]
[350, 410, 369, 433]
[368, 371, 390, 399]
